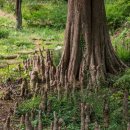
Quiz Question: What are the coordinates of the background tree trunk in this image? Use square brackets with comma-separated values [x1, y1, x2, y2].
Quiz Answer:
[59, 0, 126, 88]
[16, 0, 22, 30]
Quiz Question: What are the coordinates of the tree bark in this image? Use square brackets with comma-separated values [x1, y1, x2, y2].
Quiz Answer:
[59, 0, 126, 88]
[16, 0, 22, 30]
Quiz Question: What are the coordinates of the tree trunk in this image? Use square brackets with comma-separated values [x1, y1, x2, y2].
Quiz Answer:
[16, 0, 22, 30]
[59, 0, 126, 88]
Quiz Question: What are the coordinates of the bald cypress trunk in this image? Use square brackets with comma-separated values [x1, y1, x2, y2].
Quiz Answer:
[16, 0, 22, 30]
[59, 0, 126, 88]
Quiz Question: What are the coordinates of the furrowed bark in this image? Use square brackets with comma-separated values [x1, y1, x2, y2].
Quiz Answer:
[59, 0, 126, 88]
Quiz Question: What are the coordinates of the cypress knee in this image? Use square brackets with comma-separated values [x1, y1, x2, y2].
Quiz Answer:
[4, 115, 11, 130]
[25, 113, 33, 130]
[38, 111, 43, 130]
[81, 103, 85, 130]
[103, 99, 109, 128]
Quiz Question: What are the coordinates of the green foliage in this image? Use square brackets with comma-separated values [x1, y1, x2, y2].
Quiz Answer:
[22, 2, 67, 28]
[17, 94, 80, 128]
[0, 0, 15, 13]
[114, 69, 130, 89]
[16, 87, 128, 129]
[110, 91, 123, 125]
[0, 0, 5, 8]
[14, 41, 33, 48]
[1, 0, 130, 31]
[113, 27, 130, 62]
[17, 96, 41, 115]
[0, 29, 9, 39]
[106, 0, 130, 30]
[49, 96, 80, 126]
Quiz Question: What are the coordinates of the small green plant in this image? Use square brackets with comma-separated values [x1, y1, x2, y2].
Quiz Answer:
[113, 27, 130, 62]
[114, 69, 130, 89]
[0, 29, 9, 39]
[17, 96, 41, 115]
[106, 0, 130, 30]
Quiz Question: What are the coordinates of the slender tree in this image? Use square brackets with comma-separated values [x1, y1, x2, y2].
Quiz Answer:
[16, 0, 22, 29]
[59, 0, 126, 88]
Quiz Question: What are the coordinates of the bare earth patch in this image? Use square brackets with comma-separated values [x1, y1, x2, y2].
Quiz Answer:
[0, 10, 15, 21]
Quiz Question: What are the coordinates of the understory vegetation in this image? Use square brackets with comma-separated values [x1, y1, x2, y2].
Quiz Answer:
[0, 0, 130, 130]
[15, 80, 130, 130]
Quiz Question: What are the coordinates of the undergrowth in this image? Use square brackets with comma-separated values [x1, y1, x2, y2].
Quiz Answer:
[16, 86, 129, 130]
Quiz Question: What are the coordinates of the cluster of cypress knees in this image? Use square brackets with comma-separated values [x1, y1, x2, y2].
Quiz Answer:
[1, 48, 130, 130]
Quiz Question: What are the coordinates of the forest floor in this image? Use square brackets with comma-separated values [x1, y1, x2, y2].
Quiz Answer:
[0, 9, 63, 129]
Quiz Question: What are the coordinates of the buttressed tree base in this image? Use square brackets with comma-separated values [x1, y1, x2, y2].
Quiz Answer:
[59, 0, 126, 88]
